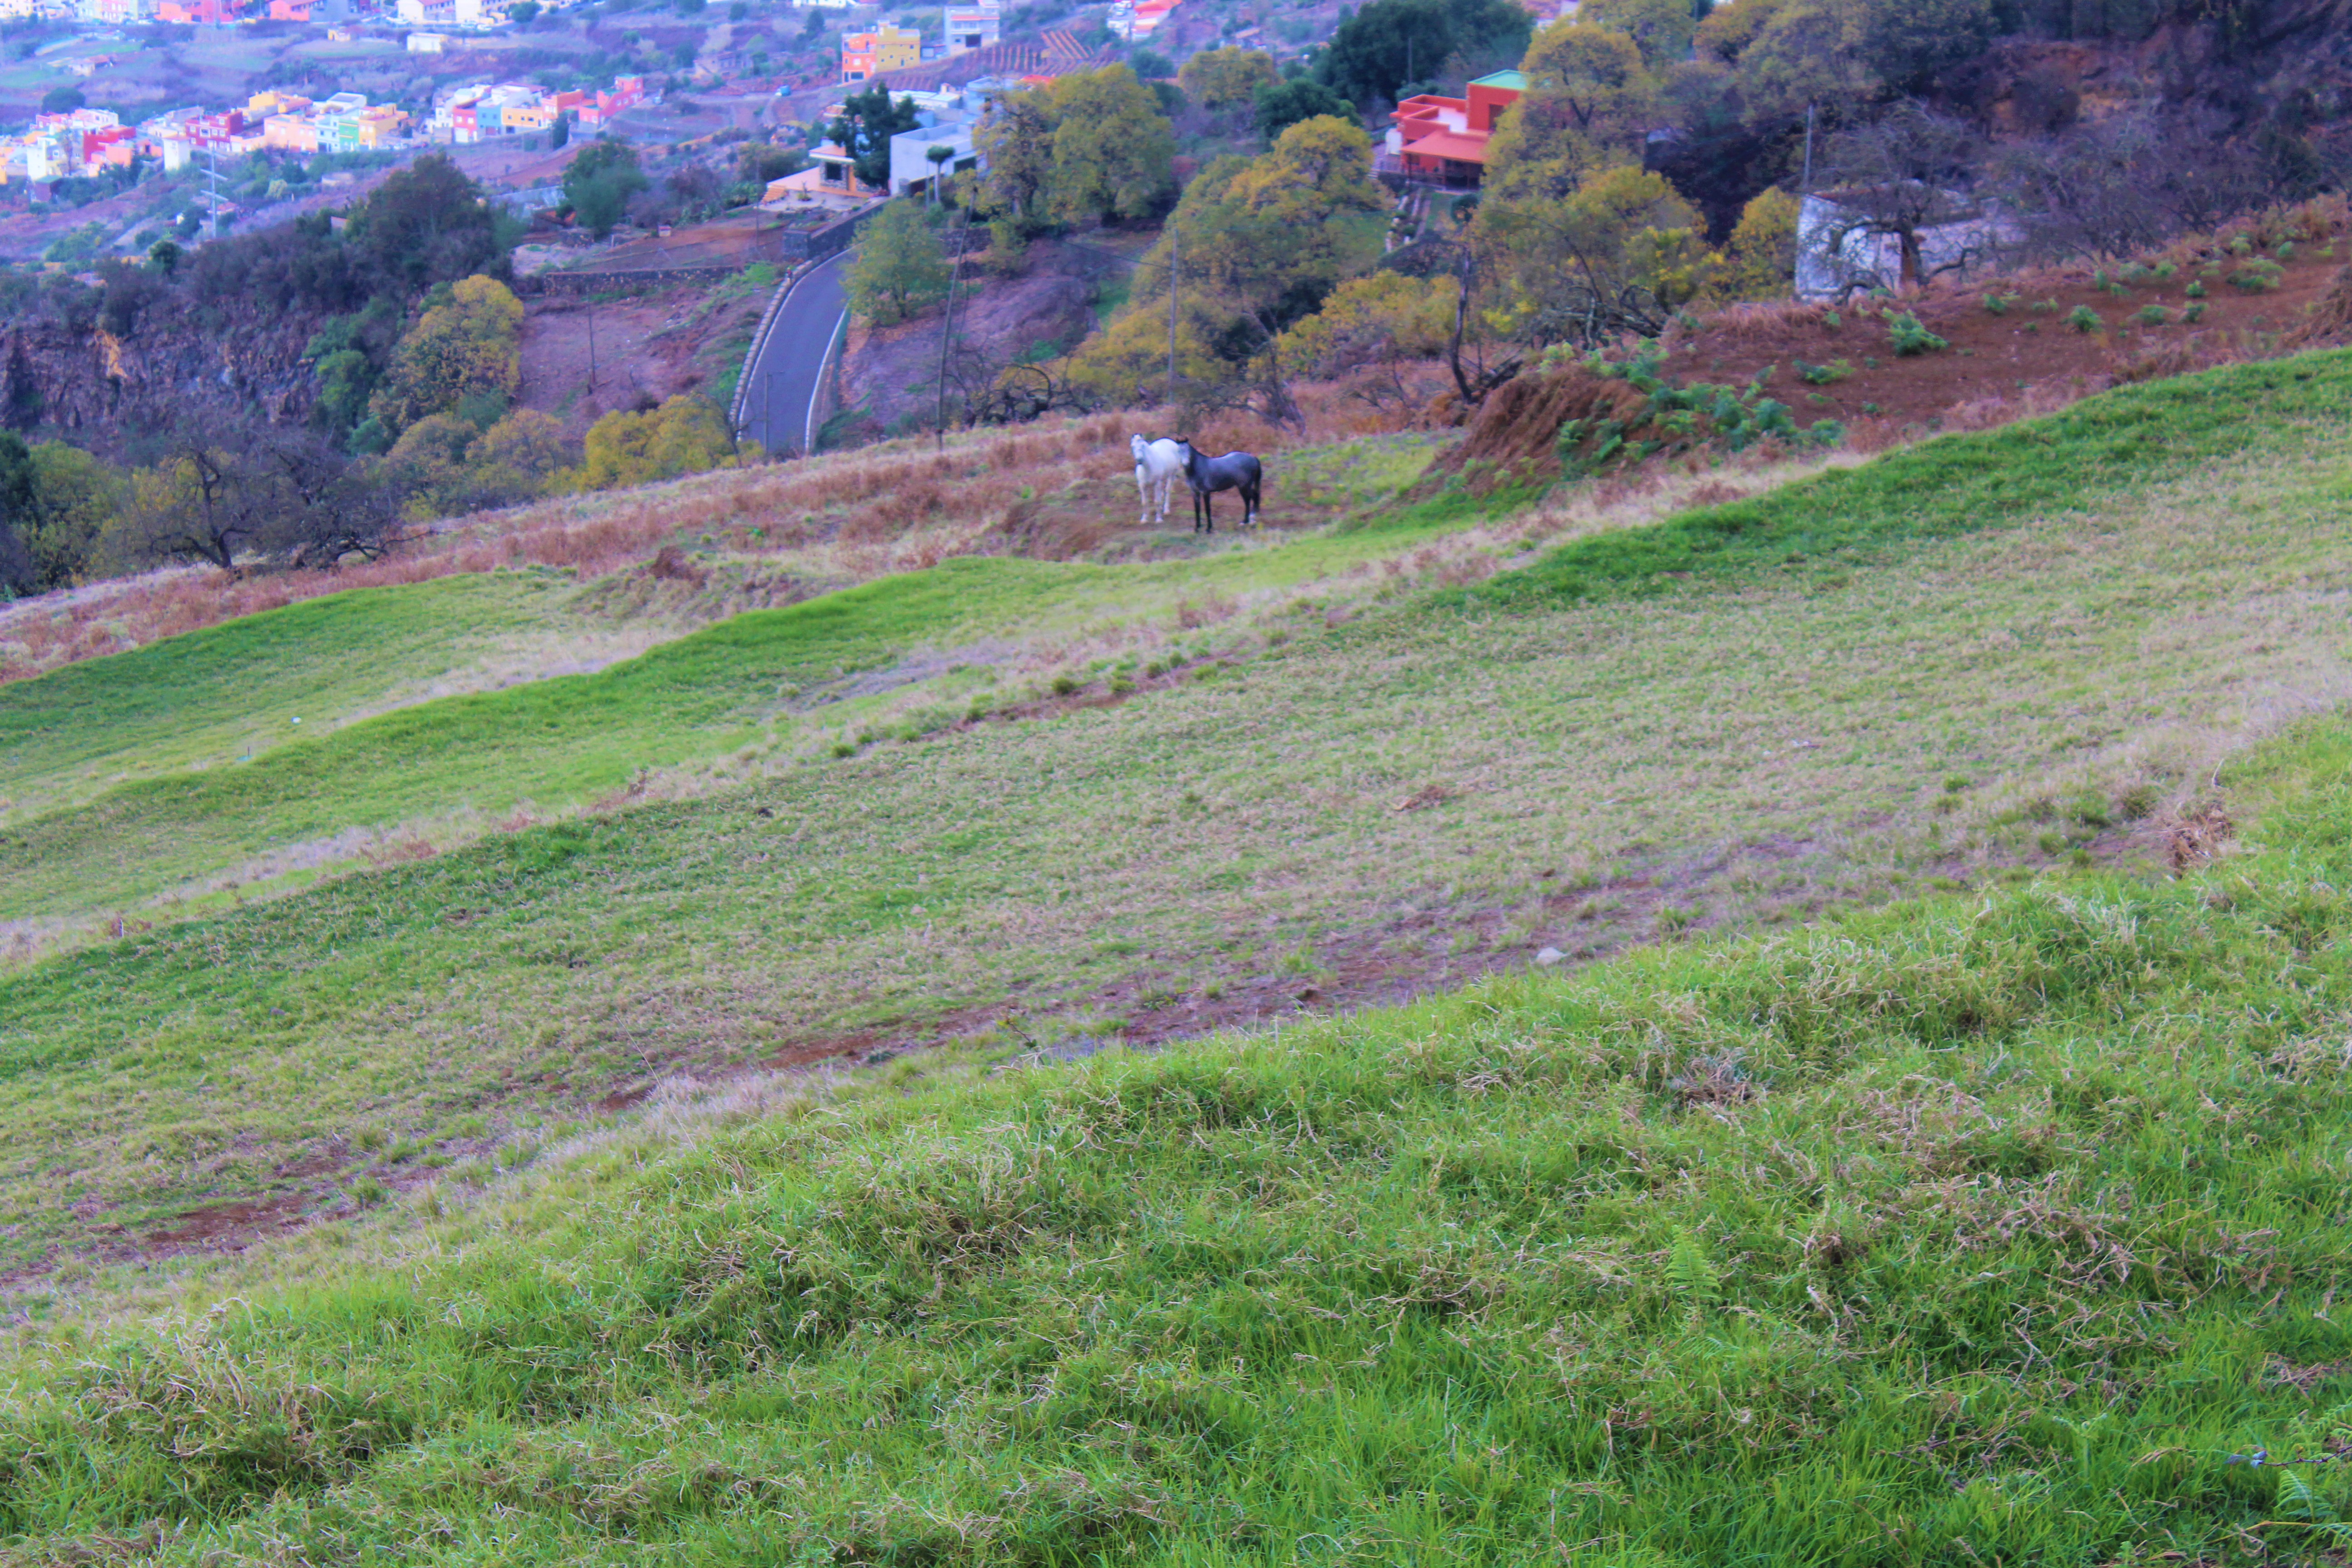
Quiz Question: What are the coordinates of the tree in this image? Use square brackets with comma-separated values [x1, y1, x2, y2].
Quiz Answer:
[0, 433, 37, 596]
[1047, 67, 1177, 225]
[14, 441, 122, 592]
[1277, 270, 1460, 409]
[1855, 0, 1992, 94]
[827, 83, 920, 189]
[39, 85, 83, 114]
[1130, 47, 1174, 79]
[1254, 77, 1356, 142]
[550, 109, 570, 149]
[1481, 25, 1658, 206]
[509, 0, 540, 19]
[368, 274, 525, 435]
[975, 91, 1058, 235]
[1315, 0, 1532, 105]
[1519, 24, 1656, 142]
[105, 427, 389, 573]
[473, 408, 573, 491]
[564, 138, 650, 238]
[845, 199, 951, 325]
[1579, 0, 1697, 68]
[1809, 102, 1980, 287]
[1070, 119, 1387, 420]
[147, 238, 184, 274]
[346, 153, 508, 292]
[1729, 0, 1876, 127]
[1474, 163, 1721, 345]
[1179, 47, 1276, 115]
[1719, 185, 1800, 297]
[572, 396, 737, 490]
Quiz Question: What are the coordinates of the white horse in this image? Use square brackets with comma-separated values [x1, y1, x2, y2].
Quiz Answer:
[1131, 433, 1186, 525]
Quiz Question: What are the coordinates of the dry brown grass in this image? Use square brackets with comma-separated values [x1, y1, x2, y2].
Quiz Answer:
[0, 382, 1423, 689]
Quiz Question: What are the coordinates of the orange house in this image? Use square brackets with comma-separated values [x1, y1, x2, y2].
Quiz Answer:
[1382, 69, 1523, 189]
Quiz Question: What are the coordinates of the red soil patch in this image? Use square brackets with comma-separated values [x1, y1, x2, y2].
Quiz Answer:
[1673, 206, 2352, 444]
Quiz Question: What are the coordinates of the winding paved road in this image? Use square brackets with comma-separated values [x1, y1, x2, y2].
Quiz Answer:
[743, 249, 851, 459]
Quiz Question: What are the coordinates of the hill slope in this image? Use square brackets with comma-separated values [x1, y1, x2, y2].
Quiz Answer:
[0, 351, 2348, 1280]
[1, 717, 2348, 1564]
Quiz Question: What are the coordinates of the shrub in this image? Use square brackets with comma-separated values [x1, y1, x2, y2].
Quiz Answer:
[1794, 357, 1851, 385]
[2182, 301, 2206, 323]
[1981, 292, 2018, 315]
[1883, 310, 1947, 355]
[2067, 305, 2102, 333]
[2276, 240, 2296, 261]
[2229, 260, 2283, 293]
[1553, 341, 1846, 479]
[2185, 280, 2208, 299]
[2134, 304, 2170, 326]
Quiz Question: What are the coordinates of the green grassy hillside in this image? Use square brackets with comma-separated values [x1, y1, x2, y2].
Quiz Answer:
[0, 352, 2348, 1279]
[2, 718, 2348, 1565]
[0, 441, 1455, 927]
[0, 568, 672, 825]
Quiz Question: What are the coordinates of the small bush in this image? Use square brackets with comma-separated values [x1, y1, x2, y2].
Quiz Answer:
[1794, 357, 1852, 384]
[2276, 240, 2296, 261]
[1821, 309, 1840, 329]
[2228, 234, 2253, 255]
[2030, 299, 2059, 313]
[1981, 292, 2018, 315]
[2154, 260, 2178, 280]
[2182, 302, 2207, 323]
[2185, 279, 2208, 299]
[1050, 674, 1081, 696]
[2067, 305, 2102, 333]
[2134, 304, 2170, 326]
[2230, 260, 2283, 293]
[830, 740, 857, 758]
[1883, 311, 1946, 355]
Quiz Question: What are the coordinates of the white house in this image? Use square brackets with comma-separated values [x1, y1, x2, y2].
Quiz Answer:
[887, 115, 978, 196]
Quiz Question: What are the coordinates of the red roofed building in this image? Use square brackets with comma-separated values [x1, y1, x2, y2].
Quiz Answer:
[1379, 69, 1524, 190]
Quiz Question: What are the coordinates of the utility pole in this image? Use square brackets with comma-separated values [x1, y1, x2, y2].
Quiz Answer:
[935, 187, 968, 452]
[1166, 221, 1177, 410]
[1798, 101, 1816, 294]
[1800, 101, 1816, 196]
[586, 304, 596, 392]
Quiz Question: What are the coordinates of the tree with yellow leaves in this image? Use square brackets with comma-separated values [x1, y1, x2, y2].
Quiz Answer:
[1045, 66, 1178, 226]
[1068, 117, 1386, 420]
[1719, 187, 1801, 299]
[571, 396, 739, 491]
[1578, 0, 1696, 69]
[1475, 164, 1721, 344]
[367, 275, 524, 438]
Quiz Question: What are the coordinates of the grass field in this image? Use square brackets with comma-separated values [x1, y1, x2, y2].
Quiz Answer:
[0, 353, 2349, 1284]
[1, 715, 2349, 1564]
[0, 568, 686, 825]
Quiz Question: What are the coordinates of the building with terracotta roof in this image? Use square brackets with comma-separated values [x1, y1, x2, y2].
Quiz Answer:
[1378, 69, 1524, 190]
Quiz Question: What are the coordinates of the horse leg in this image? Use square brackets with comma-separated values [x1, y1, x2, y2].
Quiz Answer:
[1136, 465, 1150, 525]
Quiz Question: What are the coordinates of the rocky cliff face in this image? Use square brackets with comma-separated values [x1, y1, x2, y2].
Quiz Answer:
[0, 296, 325, 441]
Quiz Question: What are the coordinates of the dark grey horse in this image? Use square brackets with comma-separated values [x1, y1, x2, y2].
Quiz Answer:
[1175, 441, 1263, 533]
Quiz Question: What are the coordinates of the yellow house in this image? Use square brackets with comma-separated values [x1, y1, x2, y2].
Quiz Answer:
[353, 106, 411, 147]
[841, 22, 920, 80]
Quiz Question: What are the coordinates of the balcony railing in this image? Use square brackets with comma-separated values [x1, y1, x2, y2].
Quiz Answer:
[1372, 151, 1481, 191]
